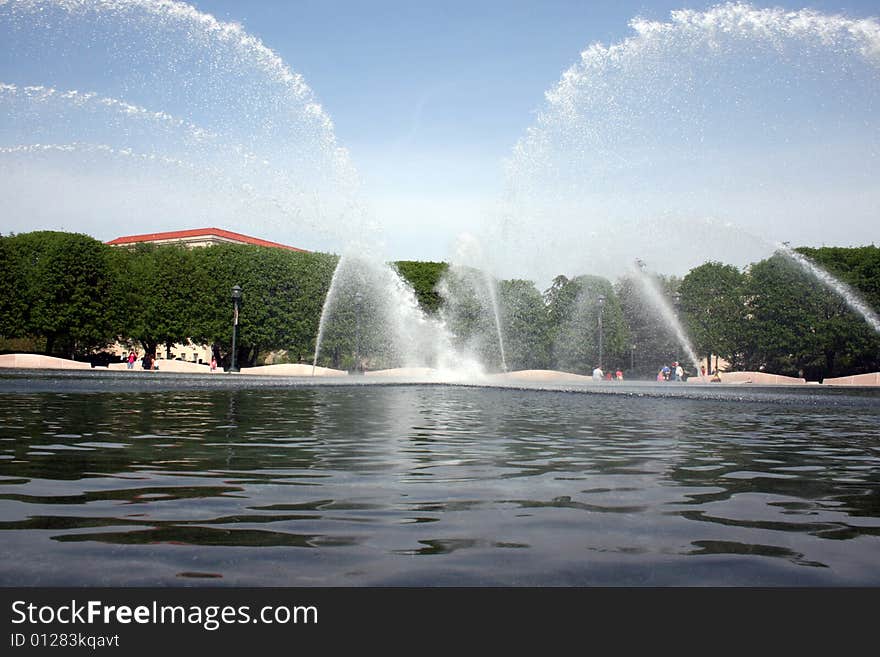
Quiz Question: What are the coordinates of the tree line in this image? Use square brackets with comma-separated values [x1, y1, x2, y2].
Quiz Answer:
[0, 231, 337, 369]
[0, 231, 877, 379]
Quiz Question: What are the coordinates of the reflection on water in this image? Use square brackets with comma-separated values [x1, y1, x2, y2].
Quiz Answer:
[0, 380, 878, 585]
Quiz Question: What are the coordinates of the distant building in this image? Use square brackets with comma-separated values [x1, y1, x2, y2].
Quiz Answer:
[106, 227, 306, 252]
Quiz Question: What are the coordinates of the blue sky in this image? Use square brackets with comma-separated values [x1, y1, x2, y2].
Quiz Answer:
[194, 0, 879, 149]
[193, 0, 880, 261]
[189, 1, 691, 253]
[2, 0, 878, 269]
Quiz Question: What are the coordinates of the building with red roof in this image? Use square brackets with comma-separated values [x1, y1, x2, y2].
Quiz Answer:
[106, 227, 306, 252]
[104, 227, 307, 367]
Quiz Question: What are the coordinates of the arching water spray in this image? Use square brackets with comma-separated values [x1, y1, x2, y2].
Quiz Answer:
[445, 233, 508, 372]
[0, 0, 363, 245]
[690, 217, 880, 336]
[777, 245, 880, 334]
[501, 2, 880, 285]
[0, 83, 216, 142]
[0, 141, 313, 226]
[484, 271, 508, 372]
[632, 261, 704, 379]
[311, 252, 487, 379]
[672, 218, 880, 337]
[312, 255, 346, 375]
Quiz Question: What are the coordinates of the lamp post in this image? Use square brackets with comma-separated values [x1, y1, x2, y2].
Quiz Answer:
[229, 284, 242, 373]
[597, 293, 606, 371]
[354, 291, 363, 375]
[631, 342, 636, 373]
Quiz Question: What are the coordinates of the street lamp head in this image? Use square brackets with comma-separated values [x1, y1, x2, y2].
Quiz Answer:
[598, 294, 606, 306]
[231, 284, 242, 302]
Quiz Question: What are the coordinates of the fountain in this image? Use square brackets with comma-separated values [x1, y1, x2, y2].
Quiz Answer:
[778, 244, 880, 335]
[2, 1, 880, 595]
[1, 1, 877, 376]
[438, 233, 509, 373]
[312, 250, 486, 380]
[476, 2, 880, 383]
[630, 259, 704, 378]
[498, 2, 879, 325]
[0, 0, 364, 251]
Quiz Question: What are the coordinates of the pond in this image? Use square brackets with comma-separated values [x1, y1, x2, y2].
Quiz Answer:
[1, 371, 878, 586]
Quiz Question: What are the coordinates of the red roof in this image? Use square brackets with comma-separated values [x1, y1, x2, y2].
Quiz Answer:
[106, 227, 306, 252]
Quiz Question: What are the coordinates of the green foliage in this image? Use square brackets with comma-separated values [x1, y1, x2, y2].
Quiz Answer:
[0, 235, 26, 340]
[190, 245, 338, 367]
[312, 257, 403, 371]
[499, 279, 552, 370]
[437, 265, 504, 367]
[393, 261, 448, 314]
[0, 232, 338, 367]
[545, 275, 629, 374]
[1, 230, 876, 380]
[614, 273, 682, 377]
[0, 231, 117, 358]
[110, 243, 208, 359]
[795, 246, 880, 310]
[679, 261, 746, 369]
[739, 251, 880, 379]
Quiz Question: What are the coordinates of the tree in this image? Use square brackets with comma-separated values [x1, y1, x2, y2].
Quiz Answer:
[499, 279, 552, 370]
[435, 264, 506, 369]
[191, 244, 338, 368]
[615, 272, 688, 377]
[795, 246, 880, 312]
[393, 261, 449, 314]
[679, 262, 746, 371]
[739, 251, 879, 379]
[545, 275, 629, 374]
[1, 231, 117, 358]
[112, 244, 206, 362]
[0, 235, 27, 344]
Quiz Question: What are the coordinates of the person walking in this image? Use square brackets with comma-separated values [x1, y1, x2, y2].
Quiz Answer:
[127, 350, 136, 369]
[674, 362, 684, 381]
[592, 366, 604, 381]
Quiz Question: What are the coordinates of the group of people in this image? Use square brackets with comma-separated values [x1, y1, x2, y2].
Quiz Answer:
[126, 350, 157, 370]
[657, 361, 685, 382]
[125, 350, 219, 371]
[592, 366, 625, 381]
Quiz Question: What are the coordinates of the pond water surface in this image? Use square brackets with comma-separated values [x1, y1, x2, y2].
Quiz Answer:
[1, 371, 878, 586]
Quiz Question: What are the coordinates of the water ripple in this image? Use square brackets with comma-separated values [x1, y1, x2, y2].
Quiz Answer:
[0, 383, 878, 585]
